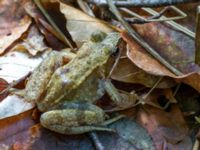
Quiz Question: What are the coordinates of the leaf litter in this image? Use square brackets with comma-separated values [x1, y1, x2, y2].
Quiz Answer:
[0, 0, 200, 150]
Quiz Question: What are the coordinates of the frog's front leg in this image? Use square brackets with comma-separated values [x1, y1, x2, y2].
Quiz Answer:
[104, 79, 140, 111]
[40, 102, 114, 135]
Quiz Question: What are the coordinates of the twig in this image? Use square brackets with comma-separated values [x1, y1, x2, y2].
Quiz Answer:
[0, 72, 30, 95]
[143, 7, 195, 38]
[77, 0, 95, 17]
[193, 139, 200, 150]
[195, 6, 200, 65]
[89, 132, 105, 150]
[122, 6, 187, 24]
[107, 0, 183, 76]
[33, 0, 74, 49]
[88, 0, 200, 7]
[142, 77, 163, 100]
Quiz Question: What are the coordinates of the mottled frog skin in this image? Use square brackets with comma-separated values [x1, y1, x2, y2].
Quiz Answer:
[24, 32, 120, 134]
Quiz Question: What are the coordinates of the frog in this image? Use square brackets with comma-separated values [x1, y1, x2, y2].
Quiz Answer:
[24, 31, 126, 135]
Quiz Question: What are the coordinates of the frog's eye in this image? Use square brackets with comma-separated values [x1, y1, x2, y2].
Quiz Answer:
[90, 31, 107, 43]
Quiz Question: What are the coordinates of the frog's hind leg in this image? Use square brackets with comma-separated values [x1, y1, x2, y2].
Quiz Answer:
[45, 125, 115, 135]
[40, 102, 114, 135]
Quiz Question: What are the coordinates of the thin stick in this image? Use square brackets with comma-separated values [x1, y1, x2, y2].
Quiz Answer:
[33, 0, 74, 49]
[88, 0, 199, 7]
[89, 132, 105, 150]
[193, 139, 200, 150]
[143, 7, 195, 38]
[195, 6, 200, 65]
[142, 77, 163, 100]
[77, 0, 95, 17]
[122, 6, 186, 24]
[107, 0, 183, 76]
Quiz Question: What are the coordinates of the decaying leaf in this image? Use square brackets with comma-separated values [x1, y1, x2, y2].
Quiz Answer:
[0, 0, 32, 54]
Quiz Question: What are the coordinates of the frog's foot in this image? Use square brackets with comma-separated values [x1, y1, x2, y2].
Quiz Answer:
[40, 102, 114, 135]
[104, 80, 140, 111]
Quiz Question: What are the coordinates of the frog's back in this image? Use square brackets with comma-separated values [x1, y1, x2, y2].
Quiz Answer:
[37, 32, 120, 111]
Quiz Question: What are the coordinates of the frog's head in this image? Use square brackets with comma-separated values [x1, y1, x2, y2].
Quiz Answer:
[101, 32, 121, 55]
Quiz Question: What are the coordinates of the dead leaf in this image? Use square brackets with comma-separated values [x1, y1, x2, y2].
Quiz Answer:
[0, 50, 47, 83]
[24, 1, 66, 50]
[59, 2, 115, 46]
[15, 25, 49, 56]
[0, 0, 32, 54]
[0, 109, 35, 149]
[123, 32, 175, 77]
[109, 118, 155, 150]
[0, 95, 34, 119]
[137, 105, 192, 150]
[112, 53, 175, 88]
[0, 78, 8, 101]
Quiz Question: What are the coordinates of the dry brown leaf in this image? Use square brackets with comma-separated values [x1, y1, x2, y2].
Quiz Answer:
[0, 95, 35, 119]
[0, 109, 35, 149]
[112, 47, 175, 88]
[122, 31, 200, 92]
[59, 2, 115, 46]
[0, 0, 32, 54]
[0, 50, 48, 83]
[122, 32, 176, 77]
[15, 25, 49, 56]
[137, 105, 192, 150]
[24, 1, 66, 50]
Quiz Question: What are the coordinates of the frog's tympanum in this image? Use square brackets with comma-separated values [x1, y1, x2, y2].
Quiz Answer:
[24, 32, 121, 135]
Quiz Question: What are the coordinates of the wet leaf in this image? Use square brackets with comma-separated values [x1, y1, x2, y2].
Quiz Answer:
[0, 0, 32, 54]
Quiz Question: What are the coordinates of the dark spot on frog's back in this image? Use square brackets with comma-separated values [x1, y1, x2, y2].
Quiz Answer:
[60, 68, 70, 75]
